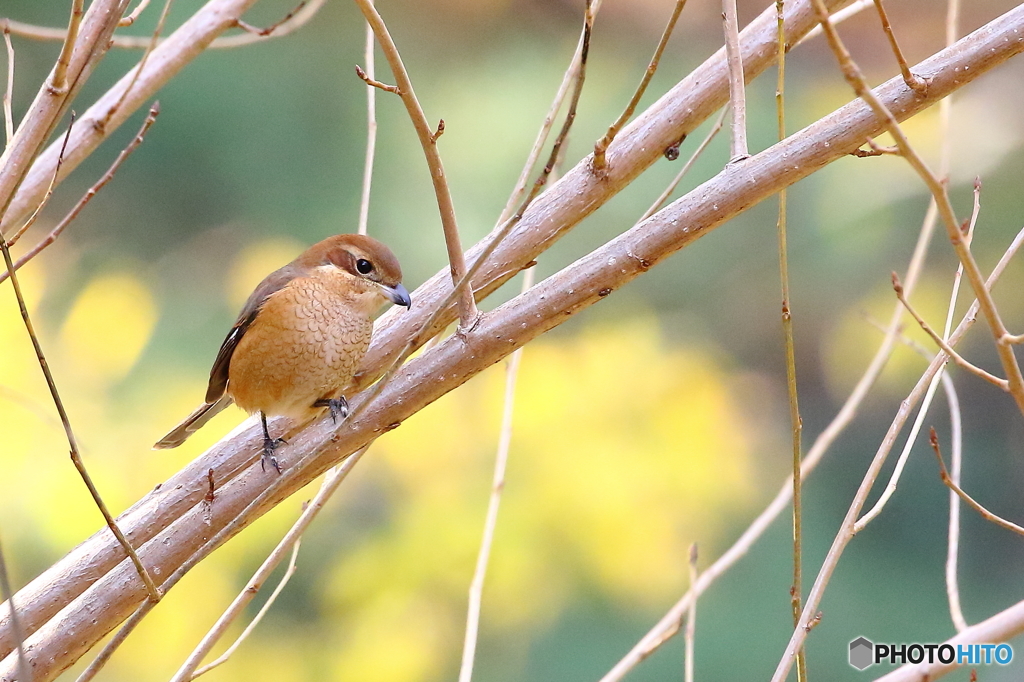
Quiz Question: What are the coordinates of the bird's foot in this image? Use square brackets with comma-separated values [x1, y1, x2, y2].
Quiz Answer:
[314, 396, 349, 424]
[261, 435, 286, 474]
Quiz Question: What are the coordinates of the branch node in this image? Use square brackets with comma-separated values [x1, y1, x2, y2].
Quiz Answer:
[431, 118, 445, 143]
[235, 0, 308, 37]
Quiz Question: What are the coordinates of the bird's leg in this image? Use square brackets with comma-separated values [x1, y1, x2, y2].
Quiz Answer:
[313, 396, 349, 423]
[259, 412, 284, 474]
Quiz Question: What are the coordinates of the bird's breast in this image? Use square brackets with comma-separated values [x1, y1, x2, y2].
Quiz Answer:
[227, 273, 373, 420]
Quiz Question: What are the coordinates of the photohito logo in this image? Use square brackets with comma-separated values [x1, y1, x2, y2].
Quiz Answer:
[848, 637, 1013, 670]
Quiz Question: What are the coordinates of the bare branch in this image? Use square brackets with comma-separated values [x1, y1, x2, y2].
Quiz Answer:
[352, 0, 478, 328]
[1, 103, 160, 285]
[4, 6, 1022, 676]
[171, 448, 369, 682]
[354, 64, 399, 94]
[809, 0, 1024, 418]
[722, 0, 748, 160]
[593, 0, 686, 170]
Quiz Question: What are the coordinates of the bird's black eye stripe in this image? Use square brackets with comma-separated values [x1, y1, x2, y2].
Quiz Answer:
[356, 258, 374, 275]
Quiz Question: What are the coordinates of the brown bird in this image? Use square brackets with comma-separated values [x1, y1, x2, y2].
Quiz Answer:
[154, 234, 412, 472]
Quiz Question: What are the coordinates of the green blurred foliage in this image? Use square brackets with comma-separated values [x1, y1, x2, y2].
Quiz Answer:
[2, 0, 1024, 680]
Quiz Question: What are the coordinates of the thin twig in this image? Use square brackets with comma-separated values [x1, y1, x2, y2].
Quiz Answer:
[892, 272, 1007, 389]
[872, 0, 927, 93]
[2, 0, 326, 50]
[931, 428, 1024, 536]
[2, 27, 13, 146]
[99, 0, 173, 131]
[639, 106, 727, 222]
[722, 0, 748, 161]
[592, 0, 686, 170]
[119, 0, 152, 26]
[774, 2, 806, 680]
[769, 219, 1024, 682]
[352, 0, 478, 329]
[51, 0, 84, 92]
[235, 0, 307, 36]
[0, 231, 160, 603]
[810, 0, 1024, 417]
[684, 543, 697, 682]
[354, 65, 399, 94]
[8, 113, 76, 246]
[190, 539, 301, 679]
[0, 535, 29, 682]
[942, 369, 968, 631]
[458, 266, 533, 682]
[0, 103, 159, 285]
[498, 0, 603, 225]
[357, 12, 376, 237]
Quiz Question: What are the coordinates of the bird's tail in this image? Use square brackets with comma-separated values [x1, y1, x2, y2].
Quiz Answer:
[153, 395, 233, 449]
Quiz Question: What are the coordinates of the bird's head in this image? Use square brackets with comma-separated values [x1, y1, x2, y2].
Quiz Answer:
[300, 234, 412, 312]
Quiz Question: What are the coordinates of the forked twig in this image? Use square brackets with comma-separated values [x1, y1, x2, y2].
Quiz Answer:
[354, 65, 398, 95]
[892, 272, 1007, 390]
[931, 428, 1024, 536]
[1, 103, 160, 285]
[809, 0, 1024, 417]
[352, 0, 478, 329]
[592, 0, 686, 170]
[872, 0, 928, 93]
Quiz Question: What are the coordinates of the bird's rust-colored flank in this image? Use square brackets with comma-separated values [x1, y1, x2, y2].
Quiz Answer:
[154, 234, 412, 471]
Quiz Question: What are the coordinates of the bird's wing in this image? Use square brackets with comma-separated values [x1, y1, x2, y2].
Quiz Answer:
[205, 263, 303, 403]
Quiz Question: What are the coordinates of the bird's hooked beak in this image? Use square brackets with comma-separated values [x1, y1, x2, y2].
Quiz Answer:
[382, 282, 412, 308]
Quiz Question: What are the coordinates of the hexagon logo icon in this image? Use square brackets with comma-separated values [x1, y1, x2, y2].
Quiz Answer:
[849, 637, 874, 670]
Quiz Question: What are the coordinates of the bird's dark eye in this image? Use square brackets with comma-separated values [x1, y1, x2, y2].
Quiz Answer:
[356, 258, 374, 275]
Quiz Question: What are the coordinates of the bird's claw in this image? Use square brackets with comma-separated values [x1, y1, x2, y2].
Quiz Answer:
[314, 397, 349, 424]
[261, 436, 286, 474]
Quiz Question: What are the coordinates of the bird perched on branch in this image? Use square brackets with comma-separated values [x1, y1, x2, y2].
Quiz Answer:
[154, 234, 412, 472]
